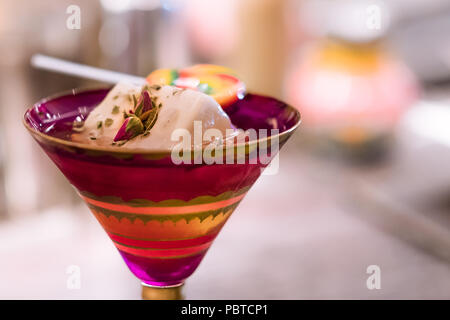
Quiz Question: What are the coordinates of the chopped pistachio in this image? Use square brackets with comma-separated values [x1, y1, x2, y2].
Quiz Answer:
[112, 105, 120, 114]
[144, 106, 159, 134]
[105, 118, 114, 127]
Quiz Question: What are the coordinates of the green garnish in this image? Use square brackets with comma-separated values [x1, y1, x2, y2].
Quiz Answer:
[112, 105, 120, 114]
[105, 118, 114, 127]
[143, 105, 160, 135]
[134, 100, 144, 118]
[90, 137, 97, 140]
[97, 121, 102, 129]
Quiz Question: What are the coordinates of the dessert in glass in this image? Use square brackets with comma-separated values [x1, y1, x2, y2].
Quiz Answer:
[23, 65, 301, 299]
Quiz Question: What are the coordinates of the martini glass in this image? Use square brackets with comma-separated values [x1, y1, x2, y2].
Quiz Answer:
[23, 87, 301, 299]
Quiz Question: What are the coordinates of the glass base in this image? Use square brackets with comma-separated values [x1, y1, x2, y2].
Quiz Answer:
[141, 282, 184, 300]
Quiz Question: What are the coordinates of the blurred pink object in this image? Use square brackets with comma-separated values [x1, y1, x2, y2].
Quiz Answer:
[184, 0, 238, 58]
[286, 39, 419, 148]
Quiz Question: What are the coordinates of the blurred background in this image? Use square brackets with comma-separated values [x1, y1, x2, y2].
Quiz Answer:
[1, 0, 450, 299]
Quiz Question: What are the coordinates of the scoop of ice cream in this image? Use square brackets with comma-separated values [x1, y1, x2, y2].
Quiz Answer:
[75, 82, 235, 150]
[74, 82, 141, 145]
[124, 85, 234, 150]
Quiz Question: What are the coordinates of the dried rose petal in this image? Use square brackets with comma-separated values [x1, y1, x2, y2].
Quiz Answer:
[141, 90, 153, 114]
[113, 116, 144, 142]
[134, 90, 153, 118]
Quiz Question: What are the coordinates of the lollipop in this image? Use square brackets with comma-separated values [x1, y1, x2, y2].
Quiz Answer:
[146, 64, 246, 108]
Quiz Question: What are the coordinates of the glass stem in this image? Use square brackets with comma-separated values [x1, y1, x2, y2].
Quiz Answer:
[141, 283, 184, 300]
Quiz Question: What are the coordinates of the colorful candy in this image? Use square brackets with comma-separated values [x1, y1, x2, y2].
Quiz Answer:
[146, 64, 246, 108]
